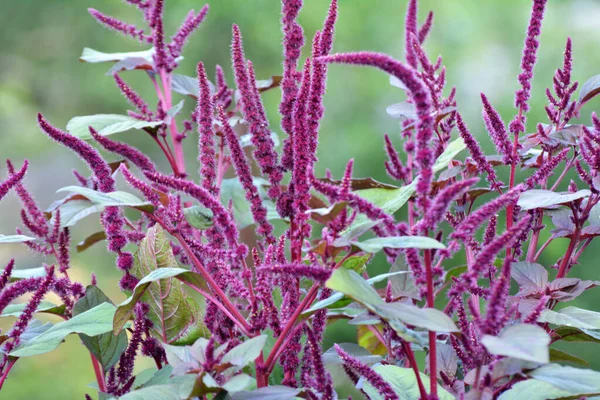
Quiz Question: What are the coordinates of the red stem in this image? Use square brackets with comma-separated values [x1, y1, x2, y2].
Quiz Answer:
[90, 354, 107, 393]
[424, 248, 437, 398]
[402, 341, 428, 399]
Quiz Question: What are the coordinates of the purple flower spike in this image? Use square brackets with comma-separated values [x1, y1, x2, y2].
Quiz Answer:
[231, 25, 283, 198]
[425, 178, 479, 230]
[196, 62, 218, 196]
[90, 128, 156, 173]
[0, 160, 28, 203]
[218, 107, 274, 244]
[88, 8, 151, 44]
[151, 0, 170, 72]
[257, 263, 332, 282]
[5, 160, 48, 236]
[510, 0, 548, 133]
[0, 259, 15, 291]
[404, 0, 418, 68]
[305, 327, 334, 398]
[319, 0, 338, 56]
[481, 93, 514, 164]
[38, 114, 115, 193]
[120, 165, 161, 207]
[455, 113, 497, 184]
[316, 52, 434, 209]
[169, 5, 209, 59]
[451, 185, 524, 242]
[144, 171, 239, 248]
[334, 344, 399, 400]
[526, 147, 570, 188]
[280, 0, 305, 146]
[418, 11, 434, 44]
[113, 74, 153, 119]
[384, 134, 406, 181]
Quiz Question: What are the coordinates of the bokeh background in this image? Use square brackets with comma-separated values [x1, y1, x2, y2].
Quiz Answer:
[1, 0, 600, 398]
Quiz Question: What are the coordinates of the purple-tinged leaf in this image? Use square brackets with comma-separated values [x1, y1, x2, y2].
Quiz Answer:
[578, 74, 600, 104]
[481, 324, 550, 363]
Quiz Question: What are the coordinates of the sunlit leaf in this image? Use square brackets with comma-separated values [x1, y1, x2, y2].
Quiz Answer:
[481, 324, 550, 363]
[518, 189, 591, 211]
[66, 114, 163, 140]
[351, 236, 445, 253]
[0, 234, 35, 244]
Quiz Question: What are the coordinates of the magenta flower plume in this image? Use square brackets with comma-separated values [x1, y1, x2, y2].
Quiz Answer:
[383, 134, 406, 181]
[279, 0, 305, 148]
[455, 113, 497, 183]
[425, 178, 479, 229]
[257, 263, 332, 282]
[5, 160, 48, 237]
[319, 0, 338, 56]
[0, 259, 15, 291]
[88, 8, 151, 43]
[90, 128, 156, 173]
[526, 147, 570, 188]
[113, 74, 153, 119]
[231, 25, 283, 198]
[316, 52, 434, 209]
[0, 160, 28, 203]
[169, 5, 209, 59]
[480, 258, 514, 336]
[150, 0, 170, 72]
[335, 344, 399, 400]
[144, 171, 239, 248]
[218, 107, 274, 243]
[510, 0, 548, 133]
[404, 0, 418, 68]
[304, 327, 334, 398]
[451, 185, 524, 242]
[38, 114, 115, 192]
[119, 165, 161, 207]
[481, 93, 514, 164]
[418, 11, 434, 44]
[196, 62, 218, 196]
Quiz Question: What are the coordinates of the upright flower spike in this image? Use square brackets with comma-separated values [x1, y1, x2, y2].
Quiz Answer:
[425, 178, 479, 230]
[317, 52, 434, 211]
[481, 93, 514, 164]
[197, 62, 218, 196]
[0, 259, 14, 291]
[0, 160, 28, 202]
[88, 8, 151, 43]
[510, 0, 548, 134]
[5, 160, 48, 236]
[319, 0, 338, 56]
[113, 74, 153, 119]
[404, 0, 418, 68]
[280, 0, 305, 158]
[169, 5, 209, 59]
[455, 113, 498, 184]
[231, 25, 283, 198]
[218, 107, 275, 243]
[38, 114, 115, 192]
[90, 129, 157, 173]
[304, 327, 334, 399]
[151, 0, 171, 72]
[383, 134, 406, 181]
[418, 11, 434, 44]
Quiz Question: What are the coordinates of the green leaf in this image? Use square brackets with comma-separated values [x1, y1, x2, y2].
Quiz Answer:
[336, 254, 371, 274]
[1, 301, 65, 318]
[230, 386, 300, 400]
[57, 186, 151, 209]
[386, 102, 417, 120]
[351, 236, 445, 253]
[221, 374, 254, 393]
[0, 234, 35, 244]
[481, 323, 550, 363]
[374, 302, 459, 333]
[578, 74, 600, 104]
[326, 268, 385, 310]
[10, 302, 116, 357]
[0, 266, 47, 280]
[539, 307, 600, 330]
[220, 177, 280, 229]
[66, 114, 163, 140]
[549, 348, 589, 367]
[76, 231, 107, 253]
[390, 75, 408, 90]
[553, 326, 600, 344]
[167, 100, 185, 118]
[79, 48, 154, 64]
[124, 225, 208, 344]
[183, 206, 214, 230]
[432, 136, 466, 172]
[529, 364, 600, 394]
[518, 189, 591, 211]
[116, 375, 197, 400]
[73, 286, 128, 372]
[361, 364, 454, 400]
[53, 199, 105, 228]
[498, 379, 576, 400]
[171, 73, 212, 98]
[222, 335, 268, 368]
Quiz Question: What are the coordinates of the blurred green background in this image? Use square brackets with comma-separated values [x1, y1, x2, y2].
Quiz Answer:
[1, 0, 600, 398]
